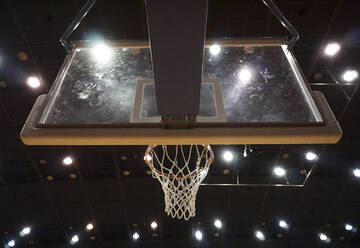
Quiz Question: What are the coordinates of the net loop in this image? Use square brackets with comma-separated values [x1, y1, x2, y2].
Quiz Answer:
[144, 145, 214, 220]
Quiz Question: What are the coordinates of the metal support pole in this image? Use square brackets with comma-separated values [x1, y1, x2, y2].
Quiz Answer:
[262, 0, 300, 48]
[60, 0, 98, 52]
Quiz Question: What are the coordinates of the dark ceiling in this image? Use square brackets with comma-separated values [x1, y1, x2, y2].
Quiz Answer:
[1, 0, 360, 247]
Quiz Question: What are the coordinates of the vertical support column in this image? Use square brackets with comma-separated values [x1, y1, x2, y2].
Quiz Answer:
[145, 0, 208, 119]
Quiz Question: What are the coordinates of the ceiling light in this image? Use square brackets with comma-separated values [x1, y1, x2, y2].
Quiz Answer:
[305, 151, 317, 161]
[132, 232, 140, 240]
[319, 233, 330, 243]
[324, 43, 341, 56]
[20, 226, 31, 236]
[46, 175, 54, 181]
[91, 43, 112, 64]
[195, 230, 203, 241]
[273, 166, 286, 177]
[238, 68, 252, 83]
[222, 169, 230, 175]
[63, 156, 73, 165]
[86, 223, 94, 231]
[345, 223, 355, 231]
[70, 234, 79, 245]
[278, 220, 289, 229]
[353, 168, 360, 178]
[27, 76, 40, 88]
[210, 44, 221, 56]
[214, 219, 223, 229]
[7, 240, 15, 247]
[150, 221, 158, 230]
[223, 151, 234, 162]
[122, 170, 130, 176]
[17, 51, 29, 61]
[255, 230, 265, 241]
[120, 155, 127, 160]
[343, 70, 359, 82]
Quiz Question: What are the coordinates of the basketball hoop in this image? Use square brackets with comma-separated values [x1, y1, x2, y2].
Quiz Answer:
[144, 145, 214, 220]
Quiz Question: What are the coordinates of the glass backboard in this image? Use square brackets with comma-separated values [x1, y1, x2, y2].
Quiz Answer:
[20, 39, 341, 145]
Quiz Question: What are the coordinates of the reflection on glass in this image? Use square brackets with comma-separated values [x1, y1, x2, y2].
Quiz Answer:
[237, 68, 252, 84]
[209, 44, 221, 56]
[91, 43, 112, 63]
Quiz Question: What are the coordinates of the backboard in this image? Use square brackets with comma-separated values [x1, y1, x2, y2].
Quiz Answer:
[20, 39, 342, 145]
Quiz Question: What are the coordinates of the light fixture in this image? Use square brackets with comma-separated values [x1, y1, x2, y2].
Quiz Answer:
[223, 151, 234, 162]
[46, 175, 54, 181]
[305, 151, 317, 161]
[353, 168, 360, 178]
[7, 240, 15, 247]
[214, 219, 223, 229]
[86, 223, 94, 231]
[222, 169, 230, 175]
[238, 68, 252, 83]
[343, 70, 359, 82]
[144, 154, 152, 162]
[150, 221, 158, 230]
[324, 42, 341, 56]
[319, 232, 330, 243]
[278, 220, 289, 229]
[194, 230, 203, 241]
[132, 232, 140, 240]
[122, 170, 130, 176]
[210, 44, 221, 56]
[273, 166, 286, 177]
[91, 43, 112, 63]
[20, 226, 31, 236]
[27, 76, 40, 88]
[345, 223, 356, 232]
[70, 234, 79, 245]
[63, 156, 73, 166]
[255, 230, 265, 241]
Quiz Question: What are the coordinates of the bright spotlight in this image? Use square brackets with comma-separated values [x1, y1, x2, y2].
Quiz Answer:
[63, 156, 73, 166]
[238, 68, 252, 83]
[27, 76, 41, 88]
[353, 168, 360, 178]
[278, 220, 289, 229]
[91, 43, 112, 63]
[343, 70, 359, 82]
[70, 235, 79, 245]
[319, 232, 330, 243]
[210, 45, 221, 56]
[195, 230, 203, 241]
[273, 167, 286, 177]
[223, 151, 234, 162]
[7, 240, 15, 247]
[132, 232, 140, 240]
[255, 230, 265, 241]
[86, 223, 94, 231]
[150, 221, 158, 230]
[214, 219, 223, 229]
[345, 223, 353, 231]
[20, 226, 31, 236]
[324, 43, 341, 56]
[305, 151, 317, 161]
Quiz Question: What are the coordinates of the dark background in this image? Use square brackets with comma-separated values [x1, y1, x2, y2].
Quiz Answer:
[0, 0, 360, 247]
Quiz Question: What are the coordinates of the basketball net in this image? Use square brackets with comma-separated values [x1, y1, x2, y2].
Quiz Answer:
[144, 145, 214, 220]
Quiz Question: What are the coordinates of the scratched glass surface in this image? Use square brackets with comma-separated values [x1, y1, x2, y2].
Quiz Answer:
[39, 45, 322, 125]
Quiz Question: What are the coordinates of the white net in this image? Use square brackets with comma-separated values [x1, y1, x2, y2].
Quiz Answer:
[144, 145, 214, 220]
